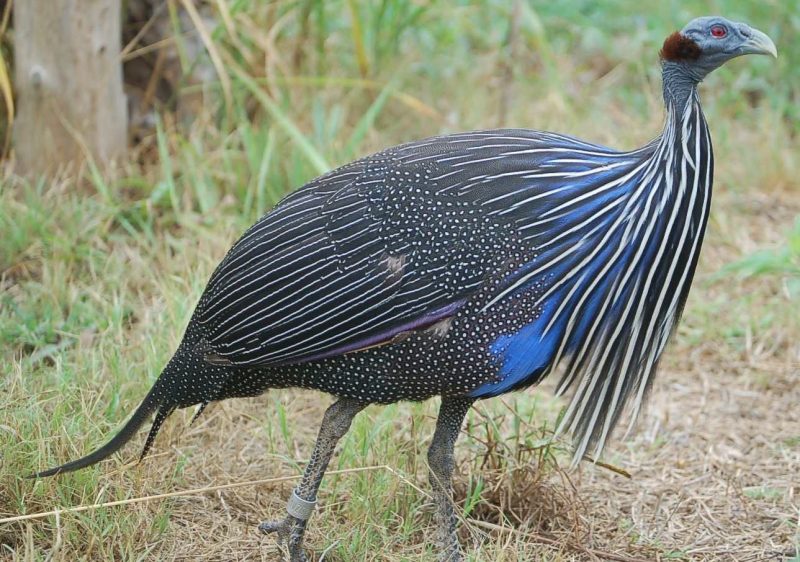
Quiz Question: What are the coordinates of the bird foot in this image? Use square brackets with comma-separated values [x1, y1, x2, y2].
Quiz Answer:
[259, 516, 309, 562]
[436, 541, 464, 562]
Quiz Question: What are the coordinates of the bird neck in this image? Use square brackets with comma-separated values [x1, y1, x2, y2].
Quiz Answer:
[661, 60, 702, 110]
[659, 64, 709, 160]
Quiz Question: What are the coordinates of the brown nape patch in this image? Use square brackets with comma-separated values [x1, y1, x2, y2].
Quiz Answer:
[660, 31, 702, 61]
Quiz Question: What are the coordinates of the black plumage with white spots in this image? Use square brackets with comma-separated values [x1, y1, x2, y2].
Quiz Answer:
[31, 16, 777, 562]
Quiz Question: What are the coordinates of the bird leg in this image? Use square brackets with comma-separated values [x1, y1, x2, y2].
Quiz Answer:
[427, 397, 473, 562]
[259, 397, 367, 562]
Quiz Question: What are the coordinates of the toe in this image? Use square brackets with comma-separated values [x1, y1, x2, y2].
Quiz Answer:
[258, 520, 277, 534]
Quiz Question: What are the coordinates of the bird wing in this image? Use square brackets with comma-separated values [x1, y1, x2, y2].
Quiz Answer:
[194, 133, 511, 365]
[195, 129, 628, 367]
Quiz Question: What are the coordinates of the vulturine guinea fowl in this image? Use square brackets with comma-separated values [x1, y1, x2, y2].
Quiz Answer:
[33, 16, 776, 562]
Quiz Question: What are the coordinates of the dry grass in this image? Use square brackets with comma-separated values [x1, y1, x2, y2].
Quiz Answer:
[2, 2, 799, 561]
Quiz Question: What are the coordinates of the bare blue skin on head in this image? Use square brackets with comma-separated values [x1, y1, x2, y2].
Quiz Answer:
[663, 16, 777, 106]
[681, 16, 777, 71]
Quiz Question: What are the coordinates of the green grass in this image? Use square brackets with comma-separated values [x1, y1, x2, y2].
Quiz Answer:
[2, 1, 799, 560]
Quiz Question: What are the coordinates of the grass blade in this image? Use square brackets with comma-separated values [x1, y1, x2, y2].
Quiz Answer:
[227, 59, 330, 175]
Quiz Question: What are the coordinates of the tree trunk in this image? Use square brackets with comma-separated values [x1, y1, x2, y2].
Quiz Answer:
[14, 0, 126, 175]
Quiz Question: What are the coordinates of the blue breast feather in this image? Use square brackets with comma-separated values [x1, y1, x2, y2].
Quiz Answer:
[469, 152, 653, 398]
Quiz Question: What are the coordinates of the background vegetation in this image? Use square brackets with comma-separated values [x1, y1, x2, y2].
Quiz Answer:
[1, 1, 798, 560]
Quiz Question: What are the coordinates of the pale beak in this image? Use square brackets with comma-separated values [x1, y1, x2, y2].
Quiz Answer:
[740, 26, 778, 58]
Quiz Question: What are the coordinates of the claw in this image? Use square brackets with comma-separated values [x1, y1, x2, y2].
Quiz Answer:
[258, 519, 285, 536]
[259, 516, 288, 533]
[259, 516, 309, 562]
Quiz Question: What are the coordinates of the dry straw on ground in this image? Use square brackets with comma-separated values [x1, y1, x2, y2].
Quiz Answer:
[2, 3, 798, 561]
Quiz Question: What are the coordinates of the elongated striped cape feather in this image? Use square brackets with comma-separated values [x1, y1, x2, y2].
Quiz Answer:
[196, 92, 712, 461]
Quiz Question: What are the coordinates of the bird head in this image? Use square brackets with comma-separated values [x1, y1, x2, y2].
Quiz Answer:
[661, 17, 777, 81]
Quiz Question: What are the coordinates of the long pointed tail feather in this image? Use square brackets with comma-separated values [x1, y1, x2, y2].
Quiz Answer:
[138, 404, 176, 463]
[29, 385, 162, 478]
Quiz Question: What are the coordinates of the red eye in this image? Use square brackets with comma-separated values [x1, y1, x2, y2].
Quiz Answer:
[710, 25, 727, 38]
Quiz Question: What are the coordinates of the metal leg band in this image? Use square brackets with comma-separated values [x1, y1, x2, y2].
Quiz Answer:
[286, 489, 317, 521]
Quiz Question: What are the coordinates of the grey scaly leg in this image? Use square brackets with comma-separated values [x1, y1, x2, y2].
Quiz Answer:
[427, 397, 473, 562]
[260, 397, 367, 562]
